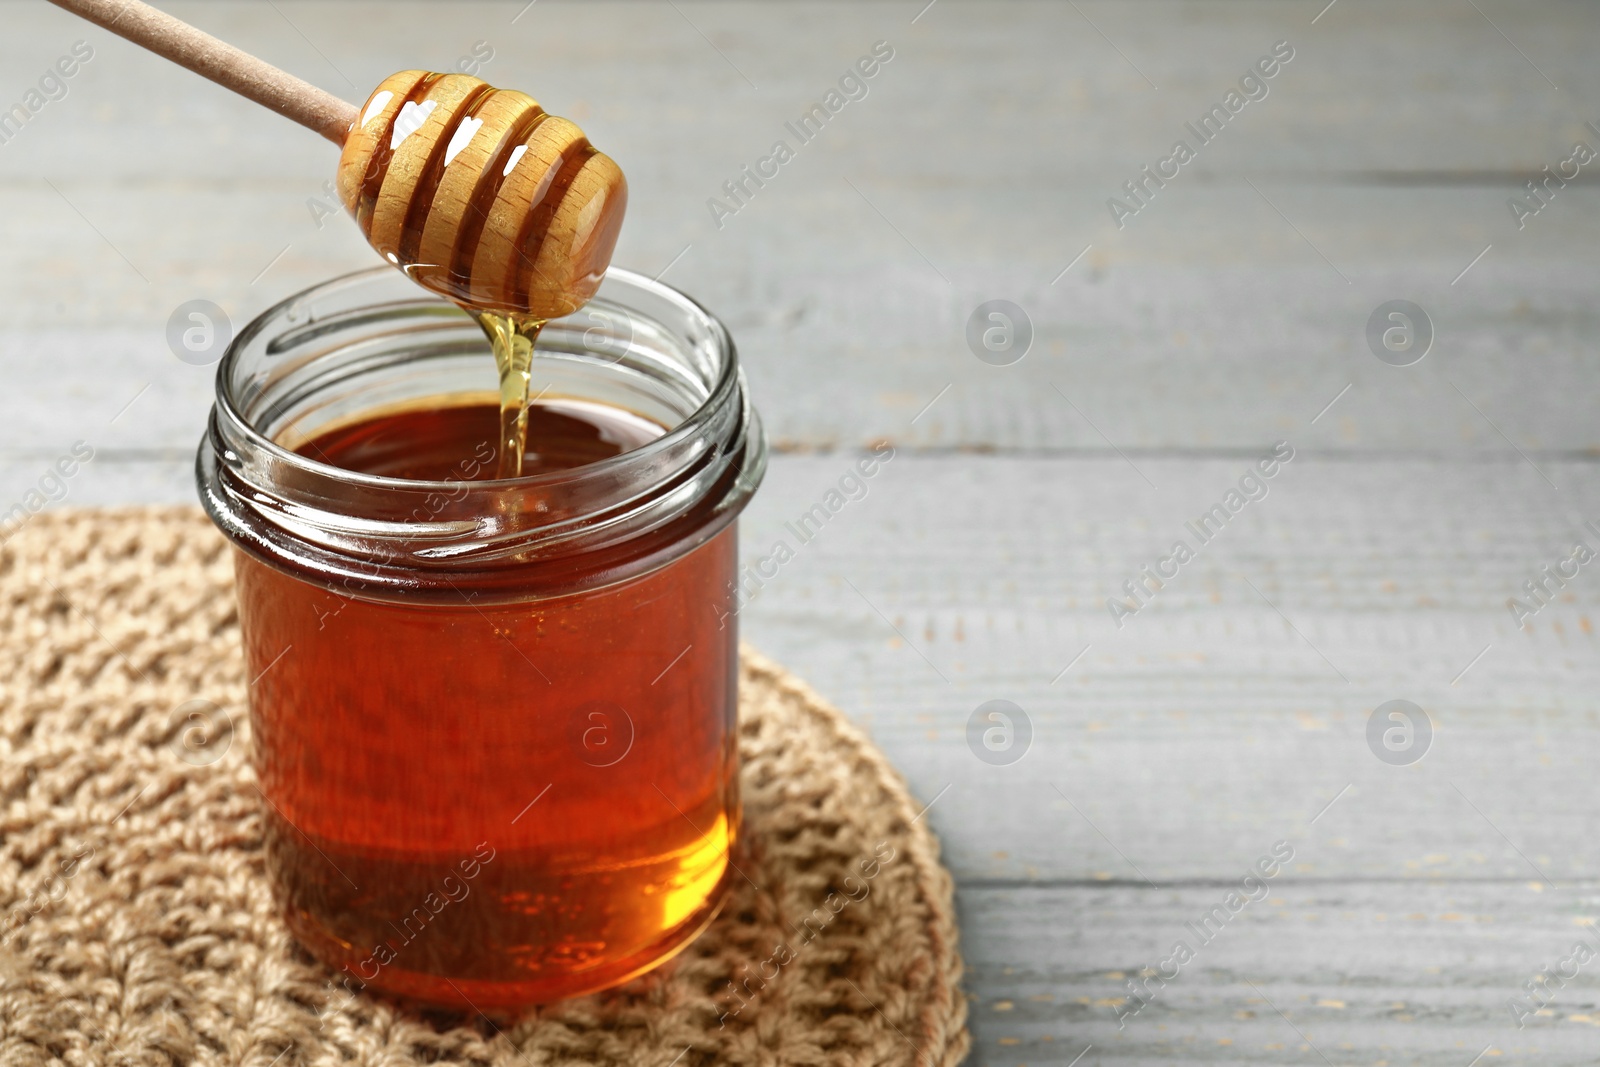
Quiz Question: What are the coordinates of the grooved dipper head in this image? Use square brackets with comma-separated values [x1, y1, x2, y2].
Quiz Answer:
[338, 71, 628, 321]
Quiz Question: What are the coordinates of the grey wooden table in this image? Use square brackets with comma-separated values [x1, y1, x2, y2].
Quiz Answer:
[6, 0, 1600, 1062]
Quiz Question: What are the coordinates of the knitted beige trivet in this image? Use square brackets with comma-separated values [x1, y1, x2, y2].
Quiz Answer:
[0, 508, 967, 1067]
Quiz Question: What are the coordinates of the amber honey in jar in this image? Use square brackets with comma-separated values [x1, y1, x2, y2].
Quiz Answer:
[197, 267, 765, 1008]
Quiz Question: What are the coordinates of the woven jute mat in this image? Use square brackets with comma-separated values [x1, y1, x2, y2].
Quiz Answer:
[0, 508, 967, 1067]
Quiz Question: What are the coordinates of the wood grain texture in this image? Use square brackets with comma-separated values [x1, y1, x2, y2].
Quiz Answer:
[3, 2, 1599, 449]
[5, 195, 1600, 454]
[960, 882, 1600, 1063]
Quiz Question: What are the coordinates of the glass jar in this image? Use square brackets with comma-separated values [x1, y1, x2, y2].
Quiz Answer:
[197, 266, 765, 1008]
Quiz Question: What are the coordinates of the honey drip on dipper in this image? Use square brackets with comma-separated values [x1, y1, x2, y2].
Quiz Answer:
[339, 72, 627, 475]
[49, 1, 628, 477]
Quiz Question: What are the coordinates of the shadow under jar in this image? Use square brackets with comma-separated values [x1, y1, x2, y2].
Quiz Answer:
[197, 267, 766, 1009]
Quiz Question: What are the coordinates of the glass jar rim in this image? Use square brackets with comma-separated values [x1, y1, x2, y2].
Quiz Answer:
[198, 264, 765, 603]
[214, 264, 740, 493]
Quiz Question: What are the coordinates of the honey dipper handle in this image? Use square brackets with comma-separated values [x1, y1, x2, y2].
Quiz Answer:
[47, 0, 358, 145]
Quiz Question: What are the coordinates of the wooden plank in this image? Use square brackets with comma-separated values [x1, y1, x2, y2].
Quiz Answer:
[736, 453, 1600, 887]
[6, 0, 1598, 184]
[3, 4, 1600, 451]
[959, 881, 1600, 1063]
[5, 189, 1600, 453]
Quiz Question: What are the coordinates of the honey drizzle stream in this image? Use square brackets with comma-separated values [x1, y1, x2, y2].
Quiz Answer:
[475, 310, 546, 478]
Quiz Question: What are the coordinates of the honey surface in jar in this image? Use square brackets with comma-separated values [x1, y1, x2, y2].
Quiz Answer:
[235, 398, 740, 1008]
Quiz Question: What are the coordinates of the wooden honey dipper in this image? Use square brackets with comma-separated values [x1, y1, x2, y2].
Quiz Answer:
[48, 0, 627, 321]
